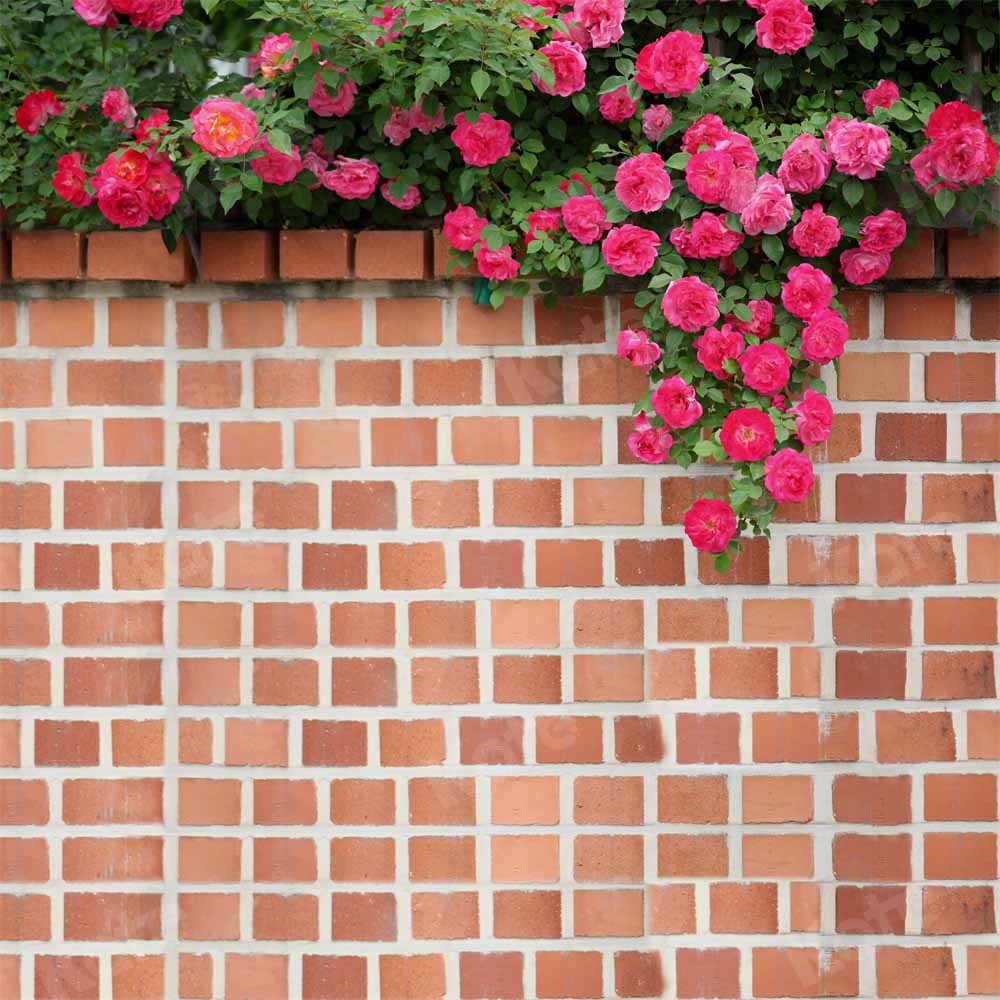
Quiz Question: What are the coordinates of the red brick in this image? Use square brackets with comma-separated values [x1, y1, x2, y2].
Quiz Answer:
[29, 299, 94, 347]
[495, 357, 563, 405]
[456, 296, 523, 344]
[962, 414, 1000, 461]
[0, 359, 52, 407]
[178, 362, 241, 409]
[336, 359, 400, 405]
[200, 230, 276, 282]
[875, 413, 947, 461]
[357, 232, 430, 280]
[926, 353, 995, 401]
[948, 225, 1000, 277]
[875, 947, 955, 998]
[415, 359, 482, 405]
[254, 482, 318, 529]
[535, 296, 605, 345]
[87, 230, 194, 283]
[108, 298, 164, 346]
[922, 473, 996, 522]
[296, 299, 362, 347]
[884, 292, 955, 339]
[453, 416, 520, 464]
[837, 352, 910, 400]
[676, 949, 740, 999]
[836, 474, 907, 522]
[221, 300, 283, 347]
[69, 360, 162, 407]
[279, 229, 350, 280]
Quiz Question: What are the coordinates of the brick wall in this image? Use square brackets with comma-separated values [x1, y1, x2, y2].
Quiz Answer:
[0, 228, 997, 1000]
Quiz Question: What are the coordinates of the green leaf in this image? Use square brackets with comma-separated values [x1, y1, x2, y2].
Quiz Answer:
[220, 184, 242, 214]
[934, 187, 956, 217]
[842, 178, 864, 206]
[761, 236, 783, 263]
[582, 266, 606, 293]
[547, 118, 567, 141]
[665, 152, 691, 170]
[268, 129, 293, 155]
[732, 303, 753, 322]
[471, 69, 490, 100]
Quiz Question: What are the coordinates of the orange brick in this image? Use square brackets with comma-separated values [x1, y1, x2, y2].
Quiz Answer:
[376, 297, 441, 345]
[837, 353, 910, 400]
[29, 299, 94, 346]
[296, 299, 362, 347]
[103, 417, 164, 466]
[453, 416, 519, 464]
[574, 478, 643, 525]
[279, 229, 350, 280]
[108, 298, 165, 346]
[220, 300, 283, 347]
[534, 417, 602, 465]
[27, 420, 91, 467]
[358, 233, 430, 280]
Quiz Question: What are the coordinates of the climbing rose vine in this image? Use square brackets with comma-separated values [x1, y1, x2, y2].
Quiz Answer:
[5, 0, 1000, 566]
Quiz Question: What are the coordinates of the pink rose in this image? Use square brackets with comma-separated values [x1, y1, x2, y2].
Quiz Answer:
[739, 342, 792, 395]
[694, 324, 743, 379]
[141, 153, 182, 220]
[642, 105, 673, 141]
[559, 172, 593, 197]
[720, 407, 776, 462]
[777, 134, 831, 194]
[574, 0, 625, 47]
[476, 244, 520, 281]
[451, 112, 514, 167]
[863, 79, 901, 115]
[381, 180, 421, 210]
[683, 114, 730, 153]
[321, 156, 379, 199]
[93, 147, 149, 191]
[561, 195, 609, 244]
[96, 180, 149, 228]
[781, 263, 833, 320]
[661, 276, 720, 332]
[443, 206, 488, 251]
[15, 90, 64, 136]
[839, 248, 891, 285]
[729, 299, 775, 339]
[101, 87, 136, 128]
[825, 118, 891, 179]
[134, 108, 169, 147]
[601, 224, 661, 277]
[309, 73, 357, 117]
[628, 412, 673, 464]
[73, 0, 114, 27]
[652, 375, 703, 429]
[410, 102, 445, 135]
[925, 101, 984, 140]
[910, 145, 959, 196]
[190, 98, 258, 157]
[790, 204, 842, 258]
[615, 153, 673, 212]
[526, 208, 561, 243]
[384, 106, 414, 145]
[791, 389, 833, 446]
[617, 329, 662, 373]
[671, 211, 743, 260]
[256, 33, 296, 79]
[801, 308, 850, 363]
[52, 153, 93, 208]
[740, 173, 793, 236]
[764, 448, 815, 503]
[684, 498, 738, 553]
[599, 85, 637, 123]
[685, 149, 736, 208]
[859, 209, 906, 253]
[250, 135, 301, 186]
[534, 40, 587, 96]
[635, 30, 707, 96]
[931, 125, 999, 187]
[756, 0, 814, 55]
[716, 131, 759, 171]
[372, 4, 404, 44]
[115, 0, 182, 31]
[240, 83, 266, 100]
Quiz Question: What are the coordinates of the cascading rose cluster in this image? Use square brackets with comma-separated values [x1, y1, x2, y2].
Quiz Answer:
[12, 0, 1000, 558]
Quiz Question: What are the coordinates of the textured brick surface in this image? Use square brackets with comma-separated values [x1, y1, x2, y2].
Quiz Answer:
[0, 279, 995, 999]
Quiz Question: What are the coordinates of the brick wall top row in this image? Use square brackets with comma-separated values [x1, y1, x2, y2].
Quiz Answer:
[1, 226, 998, 286]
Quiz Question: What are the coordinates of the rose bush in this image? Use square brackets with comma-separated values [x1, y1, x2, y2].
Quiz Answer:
[3, 0, 999, 566]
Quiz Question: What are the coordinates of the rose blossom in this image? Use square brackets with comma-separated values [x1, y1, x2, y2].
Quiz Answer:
[756, 0, 814, 55]
[241, 83, 266, 100]
[652, 375, 703, 429]
[574, 0, 625, 47]
[910, 144, 959, 195]
[15, 91, 64, 136]
[599, 86, 637, 123]
[628, 412, 673, 464]
[789, 204, 842, 258]
[661, 276, 720, 332]
[384, 106, 415, 146]
[321, 156, 379, 199]
[801, 308, 850, 363]
[720, 407, 776, 462]
[683, 113, 729, 153]
[740, 173, 793, 236]
[863, 79, 901, 115]
[245, 137, 298, 186]
[685, 149, 734, 206]
[694, 324, 743, 379]
[534, 40, 587, 96]
[559, 172, 593, 196]
[410, 102, 445, 134]
[729, 299, 774, 339]
[96, 181, 149, 228]
[671, 212, 743, 260]
[617, 329, 662, 373]
[115, 0, 183, 31]
[925, 100, 984, 139]
[73, 0, 114, 27]
[256, 33, 296, 79]
[634, 30, 707, 96]
[642, 105, 672, 141]
[739, 342, 792, 395]
[615, 153, 672, 212]
[839, 248, 891, 285]
[777, 134, 831, 194]
[451, 112, 514, 166]
[791, 389, 833, 446]
[561, 195, 609, 244]
[602, 225, 661, 277]
[190, 98, 258, 157]
[134, 108, 169, 146]
[858, 209, 906, 254]
[684, 498, 738, 553]
[764, 448, 815, 503]
[930, 125, 999, 187]
[476, 244, 520, 281]
[825, 117, 891, 179]
[52, 153, 92, 208]
[101, 87, 136, 128]
[380, 180, 421, 210]
[309, 73, 357, 117]
[141, 153, 182, 220]
[781, 263, 834, 320]
[526, 208, 561, 243]
[443, 206, 487, 250]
